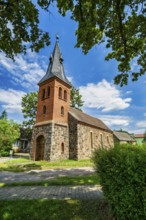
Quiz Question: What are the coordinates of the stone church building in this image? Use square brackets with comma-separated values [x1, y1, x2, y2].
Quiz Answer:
[30, 38, 114, 161]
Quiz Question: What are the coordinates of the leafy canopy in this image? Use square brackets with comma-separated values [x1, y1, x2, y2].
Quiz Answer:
[56, 0, 146, 86]
[0, 116, 20, 154]
[0, 0, 50, 59]
[0, 0, 145, 85]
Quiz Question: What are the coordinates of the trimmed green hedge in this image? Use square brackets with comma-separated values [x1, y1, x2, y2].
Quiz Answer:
[92, 144, 146, 220]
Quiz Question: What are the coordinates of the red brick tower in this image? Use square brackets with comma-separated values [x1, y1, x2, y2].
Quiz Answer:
[31, 36, 71, 161]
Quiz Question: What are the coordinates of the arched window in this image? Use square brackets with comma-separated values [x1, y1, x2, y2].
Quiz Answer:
[61, 106, 64, 115]
[64, 90, 67, 100]
[43, 105, 46, 115]
[100, 134, 103, 147]
[107, 136, 110, 145]
[61, 143, 64, 154]
[59, 87, 62, 98]
[90, 132, 93, 148]
[47, 86, 50, 97]
[42, 89, 45, 100]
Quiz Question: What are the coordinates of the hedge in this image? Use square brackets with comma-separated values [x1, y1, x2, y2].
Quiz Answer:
[92, 144, 146, 220]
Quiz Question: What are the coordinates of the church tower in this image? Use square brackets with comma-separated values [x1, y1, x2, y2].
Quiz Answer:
[31, 36, 72, 161]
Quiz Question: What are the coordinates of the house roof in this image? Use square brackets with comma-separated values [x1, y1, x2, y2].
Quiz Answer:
[38, 37, 71, 86]
[134, 134, 145, 138]
[69, 107, 112, 132]
[113, 131, 136, 142]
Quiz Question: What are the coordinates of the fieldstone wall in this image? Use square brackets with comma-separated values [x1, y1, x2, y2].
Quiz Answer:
[50, 123, 69, 161]
[31, 122, 69, 161]
[30, 124, 52, 161]
[68, 114, 78, 160]
[77, 123, 114, 160]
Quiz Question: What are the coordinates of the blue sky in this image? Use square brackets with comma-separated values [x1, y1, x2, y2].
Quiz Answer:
[0, 4, 146, 134]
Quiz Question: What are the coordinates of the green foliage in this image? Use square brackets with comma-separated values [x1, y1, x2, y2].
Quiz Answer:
[70, 86, 84, 110]
[0, 0, 50, 59]
[0, 110, 7, 120]
[143, 130, 146, 143]
[0, 119, 20, 156]
[22, 91, 38, 129]
[92, 144, 146, 220]
[56, 0, 146, 86]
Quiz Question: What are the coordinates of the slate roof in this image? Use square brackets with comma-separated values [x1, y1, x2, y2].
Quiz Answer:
[38, 39, 71, 86]
[113, 131, 136, 142]
[69, 107, 112, 132]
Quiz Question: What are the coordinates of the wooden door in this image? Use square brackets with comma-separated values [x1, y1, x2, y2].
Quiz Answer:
[36, 136, 45, 160]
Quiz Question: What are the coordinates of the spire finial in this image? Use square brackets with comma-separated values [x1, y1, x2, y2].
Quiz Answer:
[56, 34, 59, 42]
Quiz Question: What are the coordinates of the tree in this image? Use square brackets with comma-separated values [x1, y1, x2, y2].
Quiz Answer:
[0, 0, 50, 59]
[56, 0, 146, 86]
[0, 110, 8, 120]
[22, 91, 38, 129]
[70, 86, 84, 110]
[21, 87, 84, 127]
[0, 1, 145, 86]
[0, 119, 20, 156]
[143, 130, 146, 144]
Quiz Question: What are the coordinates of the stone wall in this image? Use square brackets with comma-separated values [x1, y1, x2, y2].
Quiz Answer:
[68, 114, 78, 160]
[30, 124, 52, 161]
[30, 122, 69, 161]
[50, 123, 69, 161]
[77, 123, 114, 160]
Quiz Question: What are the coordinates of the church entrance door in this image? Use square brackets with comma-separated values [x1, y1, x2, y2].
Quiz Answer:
[36, 135, 45, 160]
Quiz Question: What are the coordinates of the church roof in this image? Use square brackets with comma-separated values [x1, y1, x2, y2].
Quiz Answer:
[69, 108, 112, 132]
[38, 37, 71, 86]
[113, 131, 136, 142]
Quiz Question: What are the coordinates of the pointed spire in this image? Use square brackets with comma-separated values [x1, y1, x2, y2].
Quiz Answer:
[38, 36, 71, 86]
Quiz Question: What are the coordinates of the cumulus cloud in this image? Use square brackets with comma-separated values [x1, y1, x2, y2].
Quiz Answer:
[79, 80, 132, 112]
[0, 50, 73, 90]
[0, 89, 26, 113]
[136, 121, 146, 128]
[0, 50, 47, 90]
[96, 114, 131, 127]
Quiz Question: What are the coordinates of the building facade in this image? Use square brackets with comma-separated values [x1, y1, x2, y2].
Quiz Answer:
[30, 38, 114, 161]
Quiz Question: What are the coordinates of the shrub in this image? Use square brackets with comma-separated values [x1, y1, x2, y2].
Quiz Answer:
[92, 144, 146, 220]
[0, 146, 12, 157]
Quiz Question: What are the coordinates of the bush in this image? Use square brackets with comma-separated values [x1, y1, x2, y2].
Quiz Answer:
[92, 144, 146, 220]
[0, 146, 12, 157]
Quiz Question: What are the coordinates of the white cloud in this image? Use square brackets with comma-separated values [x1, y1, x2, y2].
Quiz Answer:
[0, 89, 26, 113]
[0, 50, 47, 90]
[0, 50, 73, 90]
[96, 114, 131, 127]
[136, 121, 146, 128]
[79, 80, 132, 112]
[144, 113, 146, 117]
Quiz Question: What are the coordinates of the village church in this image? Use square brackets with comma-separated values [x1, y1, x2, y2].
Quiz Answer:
[30, 37, 114, 161]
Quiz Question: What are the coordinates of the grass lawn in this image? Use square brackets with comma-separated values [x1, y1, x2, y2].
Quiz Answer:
[0, 199, 113, 220]
[0, 158, 93, 172]
[0, 174, 100, 187]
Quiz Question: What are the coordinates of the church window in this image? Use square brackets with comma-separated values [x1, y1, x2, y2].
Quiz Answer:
[61, 143, 64, 154]
[43, 105, 46, 115]
[61, 106, 64, 115]
[90, 132, 93, 148]
[42, 89, 45, 100]
[64, 90, 67, 100]
[107, 136, 110, 145]
[59, 87, 62, 98]
[100, 134, 103, 147]
[47, 86, 50, 97]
